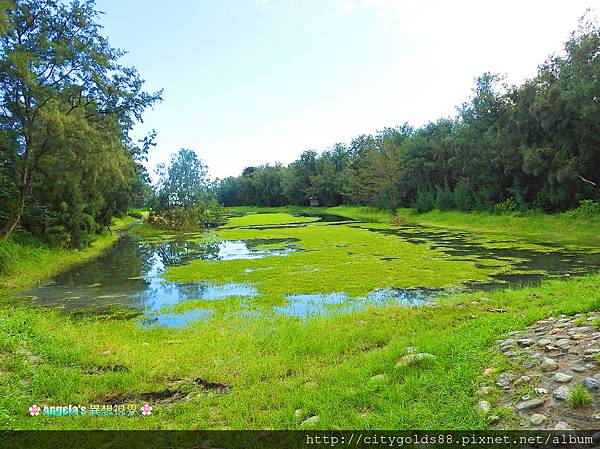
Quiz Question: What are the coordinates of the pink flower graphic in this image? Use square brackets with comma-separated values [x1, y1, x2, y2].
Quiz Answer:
[140, 403, 152, 416]
[29, 404, 41, 416]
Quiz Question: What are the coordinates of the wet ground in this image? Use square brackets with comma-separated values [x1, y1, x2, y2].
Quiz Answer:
[17, 213, 600, 327]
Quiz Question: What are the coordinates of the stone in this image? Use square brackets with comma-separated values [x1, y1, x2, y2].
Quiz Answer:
[553, 386, 570, 401]
[294, 408, 303, 418]
[496, 372, 516, 388]
[584, 348, 600, 355]
[478, 400, 491, 414]
[369, 374, 386, 383]
[553, 372, 573, 383]
[530, 414, 546, 426]
[516, 375, 531, 385]
[555, 339, 571, 349]
[571, 366, 586, 373]
[499, 339, 515, 348]
[476, 386, 493, 396]
[488, 415, 500, 424]
[518, 338, 535, 347]
[554, 422, 571, 430]
[299, 415, 320, 429]
[396, 352, 436, 367]
[540, 358, 559, 372]
[534, 387, 548, 395]
[480, 297, 492, 302]
[483, 368, 496, 377]
[584, 377, 600, 390]
[516, 399, 544, 411]
[536, 338, 552, 347]
[568, 326, 591, 334]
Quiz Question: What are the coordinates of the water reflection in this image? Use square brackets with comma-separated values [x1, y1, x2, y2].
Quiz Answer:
[274, 288, 434, 318]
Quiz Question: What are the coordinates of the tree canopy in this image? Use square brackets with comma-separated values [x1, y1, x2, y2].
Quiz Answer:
[0, 0, 161, 244]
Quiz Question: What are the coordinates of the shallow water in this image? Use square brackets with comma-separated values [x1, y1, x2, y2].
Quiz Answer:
[17, 213, 600, 327]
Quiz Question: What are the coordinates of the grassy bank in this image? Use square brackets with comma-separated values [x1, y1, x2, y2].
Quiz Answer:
[324, 206, 600, 249]
[0, 216, 136, 292]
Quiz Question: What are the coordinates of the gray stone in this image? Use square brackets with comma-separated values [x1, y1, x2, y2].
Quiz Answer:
[495, 372, 516, 388]
[534, 387, 548, 395]
[478, 400, 491, 414]
[555, 339, 571, 349]
[584, 348, 600, 355]
[516, 399, 545, 411]
[530, 414, 546, 426]
[396, 352, 436, 367]
[584, 377, 600, 390]
[299, 415, 320, 429]
[518, 338, 535, 347]
[553, 372, 573, 383]
[540, 358, 559, 372]
[568, 326, 591, 334]
[476, 386, 493, 396]
[553, 386, 570, 401]
[571, 366, 586, 373]
[536, 338, 552, 347]
[554, 422, 571, 430]
[370, 374, 386, 383]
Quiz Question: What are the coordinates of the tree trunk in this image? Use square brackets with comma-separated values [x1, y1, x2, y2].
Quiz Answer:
[0, 207, 22, 239]
[0, 184, 28, 239]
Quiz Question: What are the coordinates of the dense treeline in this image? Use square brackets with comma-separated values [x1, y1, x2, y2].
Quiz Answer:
[217, 16, 600, 214]
[0, 0, 160, 247]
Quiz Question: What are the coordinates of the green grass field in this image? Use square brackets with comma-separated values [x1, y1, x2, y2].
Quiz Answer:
[0, 207, 599, 429]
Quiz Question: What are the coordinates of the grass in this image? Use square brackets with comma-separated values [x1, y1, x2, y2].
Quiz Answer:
[0, 216, 136, 292]
[568, 384, 592, 408]
[0, 207, 599, 430]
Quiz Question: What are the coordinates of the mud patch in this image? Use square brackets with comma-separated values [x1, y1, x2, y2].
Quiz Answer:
[83, 364, 129, 375]
[194, 377, 231, 394]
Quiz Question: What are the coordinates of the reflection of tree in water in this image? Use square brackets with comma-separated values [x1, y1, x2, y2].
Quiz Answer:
[54, 236, 146, 285]
[142, 240, 221, 269]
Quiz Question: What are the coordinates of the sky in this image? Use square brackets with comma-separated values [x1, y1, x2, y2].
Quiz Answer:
[96, 0, 597, 180]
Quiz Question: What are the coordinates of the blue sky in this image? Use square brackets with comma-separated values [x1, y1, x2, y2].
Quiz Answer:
[96, 0, 596, 179]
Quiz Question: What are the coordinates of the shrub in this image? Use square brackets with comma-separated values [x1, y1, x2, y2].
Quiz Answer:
[453, 183, 473, 211]
[0, 239, 20, 276]
[494, 198, 518, 215]
[435, 187, 454, 211]
[564, 200, 600, 218]
[414, 190, 435, 213]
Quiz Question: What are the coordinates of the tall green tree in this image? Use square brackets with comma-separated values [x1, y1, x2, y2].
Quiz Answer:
[0, 0, 161, 238]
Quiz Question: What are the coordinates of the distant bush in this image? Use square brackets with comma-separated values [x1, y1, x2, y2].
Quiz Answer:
[494, 198, 518, 215]
[148, 201, 226, 231]
[414, 191, 435, 213]
[435, 187, 454, 211]
[564, 200, 600, 218]
[453, 183, 473, 211]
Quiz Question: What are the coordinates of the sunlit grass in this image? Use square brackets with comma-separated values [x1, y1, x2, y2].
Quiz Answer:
[1, 207, 599, 430]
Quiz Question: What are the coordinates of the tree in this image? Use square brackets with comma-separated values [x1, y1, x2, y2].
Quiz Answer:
[0, 0, 161, 238]
[156, 149, 210, 209]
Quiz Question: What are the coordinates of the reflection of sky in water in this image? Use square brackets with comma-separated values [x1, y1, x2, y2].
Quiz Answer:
[217, 241, 293, 260]
[273, 288, 433, 318]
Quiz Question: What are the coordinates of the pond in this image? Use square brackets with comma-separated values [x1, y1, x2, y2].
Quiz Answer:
[17, 213, 600, 327]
